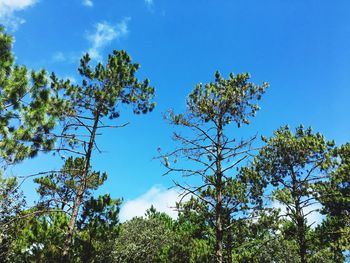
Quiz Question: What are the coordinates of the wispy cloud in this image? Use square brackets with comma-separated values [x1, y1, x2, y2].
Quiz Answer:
[119, 185, 188, 222]
[86, 18, 130, 61]
[145, 0, 153, 6]
[0, 0, 37, 30]
[144, 0, 155, 12]
[51, 18, 130, 65]
[52, 51, 66, 62]
[82, 0, 93, 7]
[51, 51, 80, 64]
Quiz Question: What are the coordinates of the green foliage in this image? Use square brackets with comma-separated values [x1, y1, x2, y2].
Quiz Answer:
[0, 27, 64, 164]
[252, 125, 336, 220]
[0, 28, 54, 255]
[33, 157, 116, 261]
[164, 70, 268, 262]
[34, 157, 107, 211]
[113, 206, 214, 263]
[2, 27, 350, 263]
[113, 210, 174, 263]
[0, 174, 26, 260]
[77, 194, 121, 263]
[250, 125, 336, 262]
[51, 50, 155, 125]
[255, 125, 335, 187]
[10, 211, 69, 263]
[186, 71, 268, 126]
[313, 143, 350, 261]
[170, 200, 214, 262]
[47, 49, 155, 260]
[233, 235, 300, 263]
[0, 174, 25, 221]
[8, 193, 120, 263]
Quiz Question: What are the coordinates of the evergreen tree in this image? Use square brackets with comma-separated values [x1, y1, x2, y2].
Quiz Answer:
[10, 211, 69, 263]
[0, 26, 64, 165]
[161, 71, 268, 262]
[249, 126, 336, 263]
[34, 157, 107, 212]
[49, 50, 155, 260]
[0, 175, 26, 261]
[171, 199, 214, 262]
[77, 194, 120, 263]
[113, 208, 174, 263]
[34, 156, 120, 262]
[314, 143, 350, 261]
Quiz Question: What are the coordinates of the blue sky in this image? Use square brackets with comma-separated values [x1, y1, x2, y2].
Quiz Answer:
[1, 0, 350, 220]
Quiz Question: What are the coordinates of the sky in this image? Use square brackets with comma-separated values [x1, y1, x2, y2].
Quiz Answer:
[1, 0, 350, 222]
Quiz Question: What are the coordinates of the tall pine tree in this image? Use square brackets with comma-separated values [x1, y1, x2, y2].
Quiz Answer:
[161, 71, 268, 263]
[49, 50, 155, 260]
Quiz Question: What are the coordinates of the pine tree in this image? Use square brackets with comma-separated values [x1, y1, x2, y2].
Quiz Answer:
[49, 50, 155, 260]
[0, 26, 64, 165]
[314, 143, 350, 262]
[161, 71, 268, 263]
[249, 126, 336, 263]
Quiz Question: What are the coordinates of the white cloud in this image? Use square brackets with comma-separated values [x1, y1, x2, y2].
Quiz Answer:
[52, 52, 65, 62]
[119, 185, 187, 222]
[0, 0, 36, 11]
[0, 0, 37, 30]
[82, 0, 93, 7]
[51, 18, 130, 65]
[144, 0, 155, 12]
[272, 201, 324, 228]
[86, 18, 130, 61]
[51, 51, 80, 64]
[145, 0, 153, 6]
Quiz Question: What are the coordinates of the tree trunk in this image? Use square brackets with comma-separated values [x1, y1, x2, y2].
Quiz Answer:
[62, 186, 85, 261]
[61, 113, 100, 261]
[215, 120, 224, 263]
[226, 216, 233, 263]
[297, 216, 307, 263]
[215, 191, 223, 263]
[291, 165, 307, 263]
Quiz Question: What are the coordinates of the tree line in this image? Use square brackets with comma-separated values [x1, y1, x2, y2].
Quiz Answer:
[0, 27, 349, 263]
